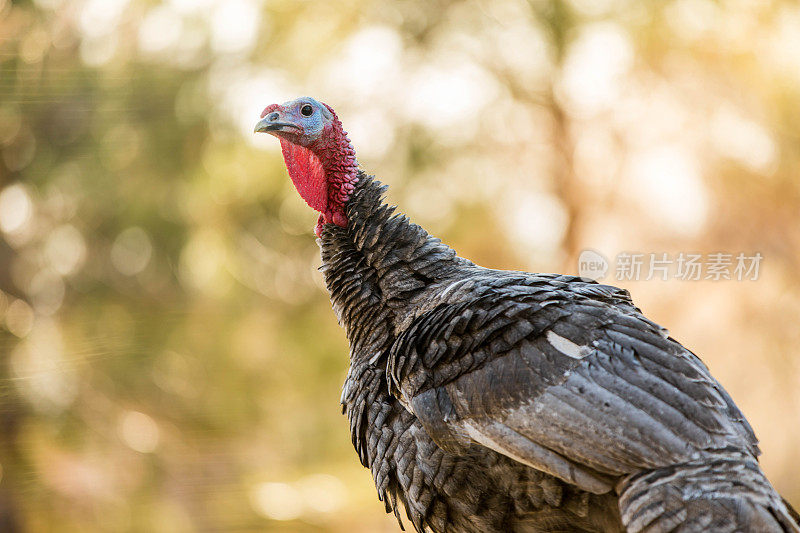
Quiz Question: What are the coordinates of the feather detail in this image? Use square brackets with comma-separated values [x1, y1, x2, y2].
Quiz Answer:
[321, 175, 798, 533]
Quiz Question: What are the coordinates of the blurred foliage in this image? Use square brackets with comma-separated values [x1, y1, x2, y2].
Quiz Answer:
[0, 0, 798, 531]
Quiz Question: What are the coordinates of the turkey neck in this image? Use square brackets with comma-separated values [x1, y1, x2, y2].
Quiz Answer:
[318, 172, 468, 364]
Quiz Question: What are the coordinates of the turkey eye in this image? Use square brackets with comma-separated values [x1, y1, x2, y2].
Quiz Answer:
[300, 104, 313, 116]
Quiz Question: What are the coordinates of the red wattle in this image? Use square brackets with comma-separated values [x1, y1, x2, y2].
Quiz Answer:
[331, 211, 347, 227]
[280, 139, 328, 213]
[315, 214, 325, 237]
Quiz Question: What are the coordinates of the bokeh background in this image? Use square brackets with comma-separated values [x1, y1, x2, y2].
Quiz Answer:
[0, 0, 798, 531]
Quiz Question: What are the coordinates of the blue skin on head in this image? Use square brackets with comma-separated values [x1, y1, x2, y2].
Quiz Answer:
[255, 97, 333, 146]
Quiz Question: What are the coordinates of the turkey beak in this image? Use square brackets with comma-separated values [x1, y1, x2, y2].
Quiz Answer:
[254, 111, 301, 134]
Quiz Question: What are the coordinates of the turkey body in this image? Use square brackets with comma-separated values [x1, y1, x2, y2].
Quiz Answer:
[323, 173, 798, 533]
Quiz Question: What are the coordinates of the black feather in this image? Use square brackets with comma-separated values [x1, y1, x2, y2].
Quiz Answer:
[323, 174, 798, 533]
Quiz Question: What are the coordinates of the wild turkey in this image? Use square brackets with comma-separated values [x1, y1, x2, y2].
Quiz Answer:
[255, 97, 800, 533]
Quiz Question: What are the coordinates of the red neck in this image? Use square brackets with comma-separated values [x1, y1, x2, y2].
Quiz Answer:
[280, 107, 358, 236]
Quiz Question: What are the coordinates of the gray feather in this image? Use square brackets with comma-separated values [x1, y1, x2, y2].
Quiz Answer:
[324, 174, 798, 533]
